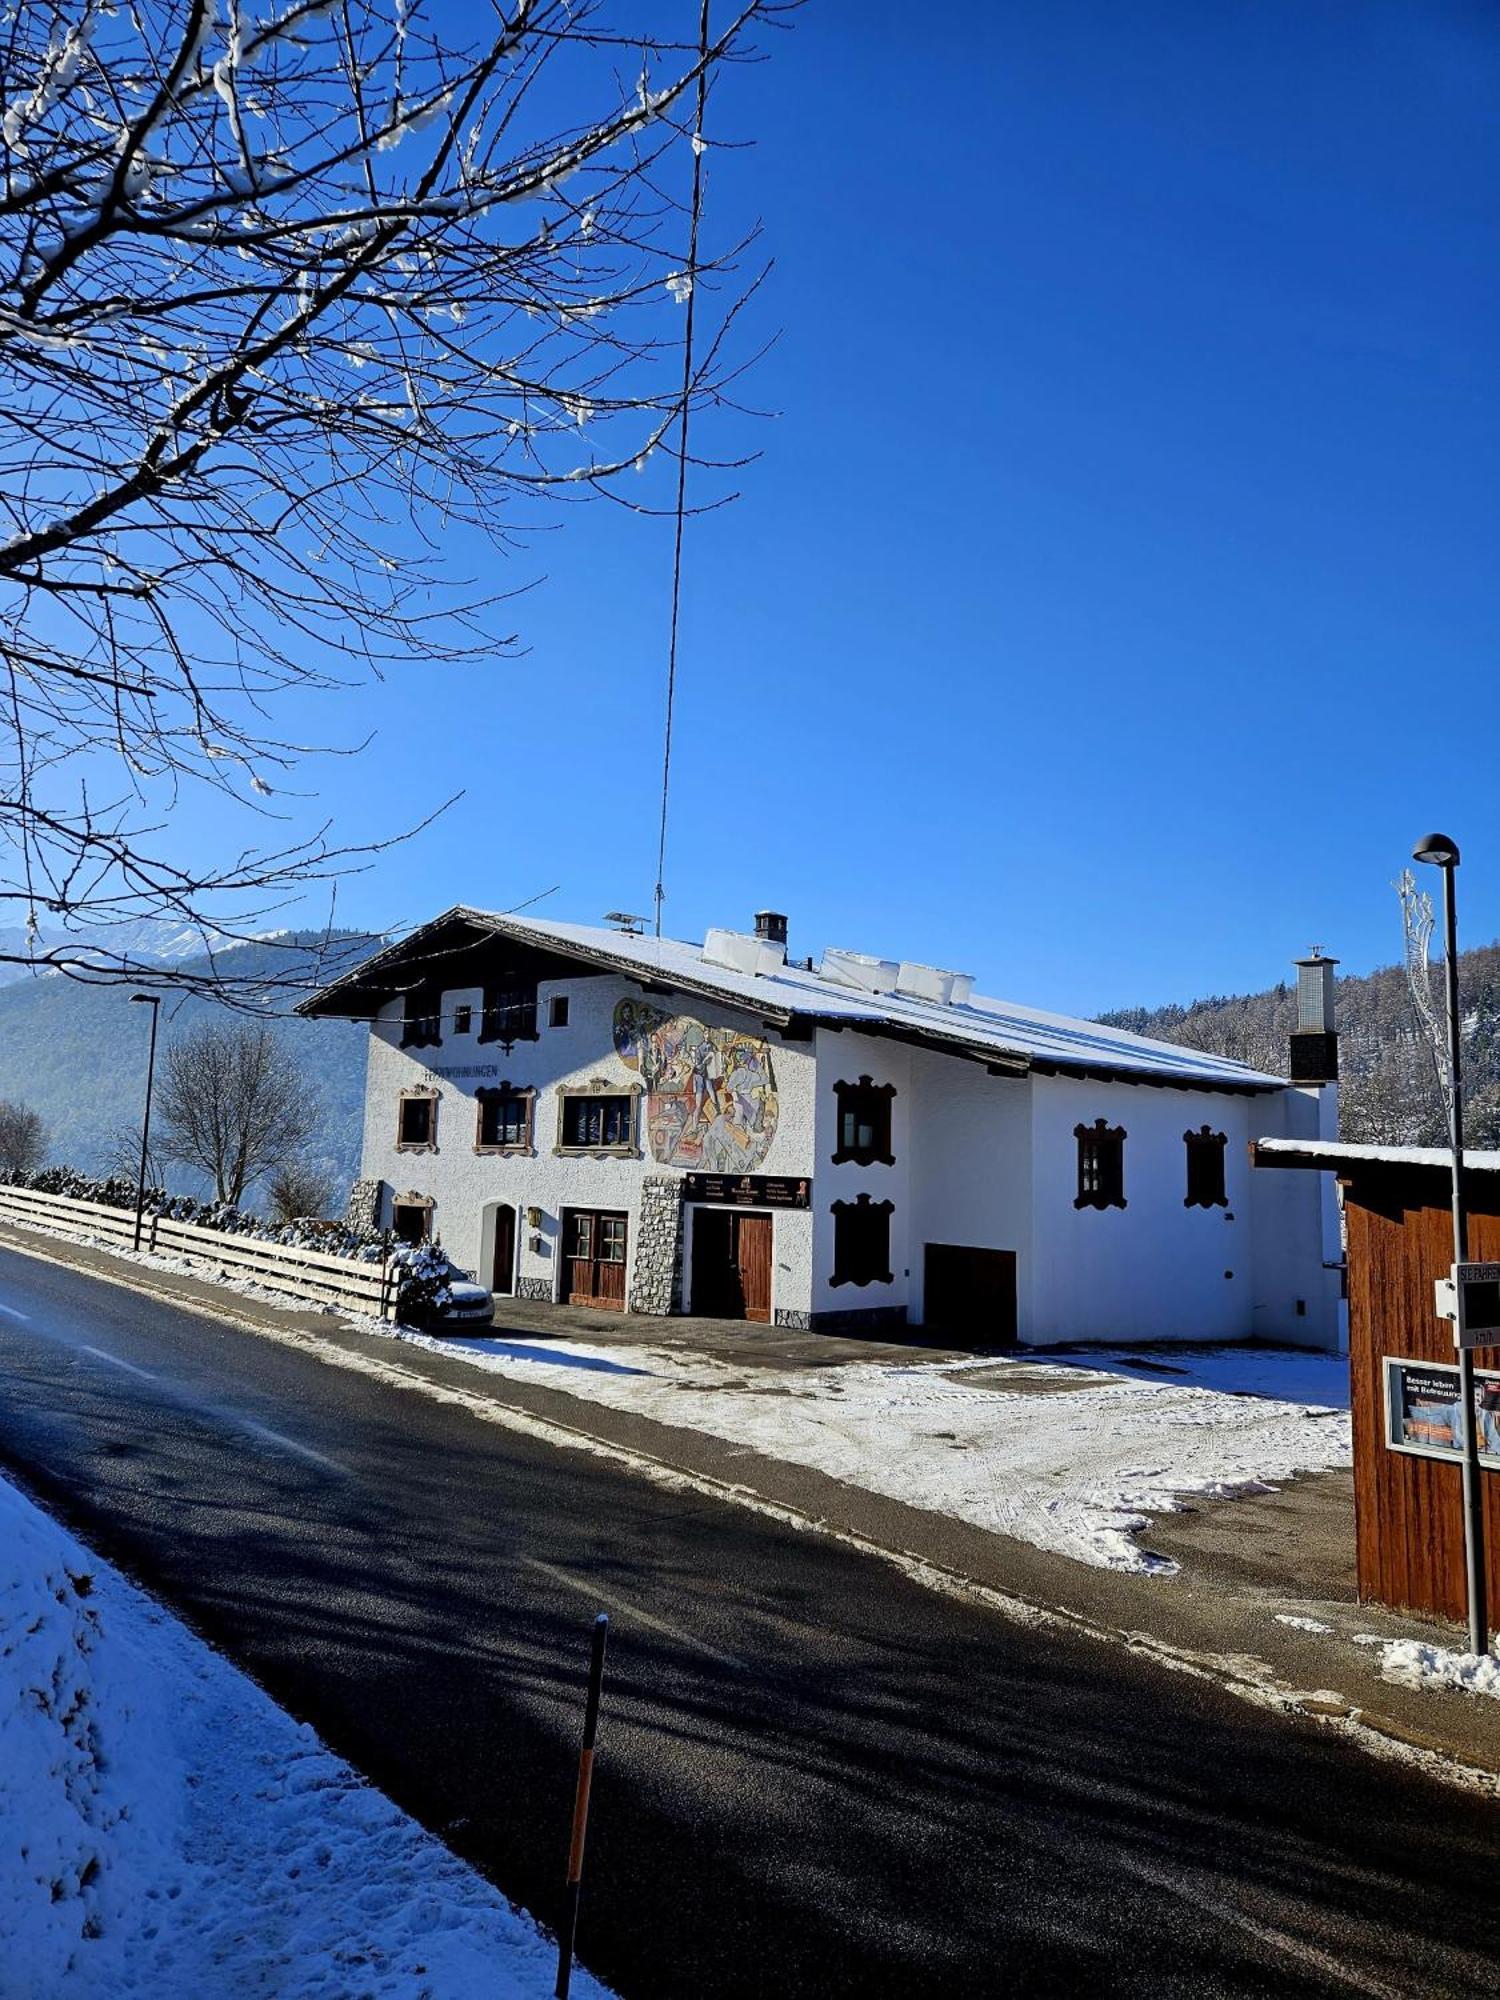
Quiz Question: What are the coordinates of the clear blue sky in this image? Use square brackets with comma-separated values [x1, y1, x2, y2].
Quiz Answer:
[223, 1, 1500, 1015]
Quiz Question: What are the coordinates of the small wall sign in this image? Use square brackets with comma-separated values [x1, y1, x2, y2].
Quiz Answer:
[1384, 1356, 1500, 1468]
[681, 1172, 811, 1210]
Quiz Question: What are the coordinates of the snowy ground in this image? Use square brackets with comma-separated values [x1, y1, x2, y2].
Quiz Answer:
[381, 1330, 1352, 1575]
[0, 1474, 609, 1999]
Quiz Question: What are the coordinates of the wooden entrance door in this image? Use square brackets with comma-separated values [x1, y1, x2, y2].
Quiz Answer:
[692, 1209, 773, 1323]
[924, 1244, 1017, 1345]
[563, 1209, 628, 1311]
[491, 1205, 516, 1296]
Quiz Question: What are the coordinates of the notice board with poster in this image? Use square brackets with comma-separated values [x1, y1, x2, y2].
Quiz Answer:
[1384, 1357, 1500, 1468]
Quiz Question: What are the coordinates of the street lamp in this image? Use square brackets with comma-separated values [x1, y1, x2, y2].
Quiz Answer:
[129, 993, 161, 1253]
[1413, 832, 1488, 1655]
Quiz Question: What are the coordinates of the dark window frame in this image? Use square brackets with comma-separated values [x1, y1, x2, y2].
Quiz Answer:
[830, 1192, 895, 1288]
[478, 977, 539, 1051]
[548, 994, 570, 1029]
[399, 983, 443, 1051]
[475, 1084, 536, 1154]
[1184, 1124, 1229, 1209]
[831, 1075, 896, 1167]
[452, 1004, 473, 1035]
[1074, 1118, 1126, 1210]
[396, 1088, 439, 1153]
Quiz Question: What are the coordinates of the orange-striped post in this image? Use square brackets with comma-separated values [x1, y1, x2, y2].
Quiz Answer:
[555, 1612, 609, 2000]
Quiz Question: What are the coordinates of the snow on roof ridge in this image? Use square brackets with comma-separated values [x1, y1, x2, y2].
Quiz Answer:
[464, 908, 1289, 1090]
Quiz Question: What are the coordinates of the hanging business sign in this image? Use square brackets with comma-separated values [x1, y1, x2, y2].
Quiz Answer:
[681, 1172, 811, 1210]
[1383, 1356, 1500, 1469]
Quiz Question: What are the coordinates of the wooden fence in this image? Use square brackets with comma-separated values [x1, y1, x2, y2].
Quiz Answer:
[0, 1183, 394, 1319]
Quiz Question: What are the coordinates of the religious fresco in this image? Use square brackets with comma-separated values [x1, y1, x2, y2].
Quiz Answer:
[613, 1000, 779, 1173]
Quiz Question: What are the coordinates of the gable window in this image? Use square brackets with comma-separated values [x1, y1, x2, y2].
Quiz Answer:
[453, 1004, 473, 1035]
[830, 1192, 895, 1288]
[559, 1092, 636, 1152]
[1184, 1125, 1229, 1209]
[832, 1076, 896, 1167]
[400, 983, 442, 1051]
[479, 978, 538, 1050]
[476, 1086, 534, 1152]
[1074, 1119, 1126, 1210]
[549, 994, 570, 1029]
[396, 1090, 438, 1152]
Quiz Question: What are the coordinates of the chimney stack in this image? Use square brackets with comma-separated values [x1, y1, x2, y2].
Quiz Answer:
[1289, 951, 1338, 1083]
[754, 910, 789, 947]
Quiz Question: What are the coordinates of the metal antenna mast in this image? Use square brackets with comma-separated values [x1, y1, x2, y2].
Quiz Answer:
[652, 0, 712, 940]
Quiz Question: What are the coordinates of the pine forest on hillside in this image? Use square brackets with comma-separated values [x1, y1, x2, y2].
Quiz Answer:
[1098, 943, 1500, 1148]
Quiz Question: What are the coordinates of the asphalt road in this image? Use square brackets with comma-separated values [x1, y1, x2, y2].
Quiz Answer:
[1, 1242, 1498, 1999]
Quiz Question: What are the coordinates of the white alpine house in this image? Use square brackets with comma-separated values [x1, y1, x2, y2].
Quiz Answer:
[300, 910, 1344, 1350]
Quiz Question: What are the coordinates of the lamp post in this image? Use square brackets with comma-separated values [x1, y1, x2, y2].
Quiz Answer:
[1413, 832, 1488, 1656]
[130, 993, 161, 1253]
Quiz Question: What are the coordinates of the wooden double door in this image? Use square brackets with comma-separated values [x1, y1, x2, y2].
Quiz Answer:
[691, 1208, 772, 1323]
[562, 1208, 628, 1311]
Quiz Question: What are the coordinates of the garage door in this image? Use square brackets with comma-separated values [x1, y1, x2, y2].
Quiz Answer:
[923, 1244, 1017, 1345]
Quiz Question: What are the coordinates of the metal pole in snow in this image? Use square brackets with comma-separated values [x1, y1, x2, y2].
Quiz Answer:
[130, 995, 160, 1252]
[555, 1612, 609, 2000]
[1439, 863, 1488, 1656]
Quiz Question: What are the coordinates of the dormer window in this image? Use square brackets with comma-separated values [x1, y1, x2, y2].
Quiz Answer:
[1074, 1119, 1125, 1210]
[832, 1076, 895, 1166]
[479, 977, 538, 1051]
[1184, 1125, 1228, 1209]
[400, 983, 442, 1050]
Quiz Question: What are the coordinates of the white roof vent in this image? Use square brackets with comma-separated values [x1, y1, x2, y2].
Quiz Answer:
[894, 961, 955, 1005]
[948, 973, 975, 1007]
[819, 946, 898, 994]
[702, 928, 786, 977]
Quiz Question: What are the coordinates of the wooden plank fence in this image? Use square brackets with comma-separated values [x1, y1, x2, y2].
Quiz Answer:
[0, 1183, 394, 1319]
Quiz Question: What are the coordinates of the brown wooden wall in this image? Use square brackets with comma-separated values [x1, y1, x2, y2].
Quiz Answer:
[1347, 1170, 1500, 1622]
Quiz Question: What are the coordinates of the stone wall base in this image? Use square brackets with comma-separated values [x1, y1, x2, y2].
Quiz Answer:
[628, 1175, 685, 1315]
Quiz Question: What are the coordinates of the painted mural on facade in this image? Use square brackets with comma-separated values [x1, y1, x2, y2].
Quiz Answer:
[614, 1000, 779, 1172]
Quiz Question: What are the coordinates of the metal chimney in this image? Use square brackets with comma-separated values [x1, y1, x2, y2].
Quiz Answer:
[754, 910, 789, 947]
[1289, 950, 1339, 1082]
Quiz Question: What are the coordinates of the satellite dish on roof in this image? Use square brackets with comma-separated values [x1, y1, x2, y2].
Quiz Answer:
[604, 911, 648, 936]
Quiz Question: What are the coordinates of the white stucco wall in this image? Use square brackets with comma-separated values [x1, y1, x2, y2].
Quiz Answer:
[359, 972, 817, 1318]
[905, 1052, 1034, 1333]
[352, 966, 1340, 1350]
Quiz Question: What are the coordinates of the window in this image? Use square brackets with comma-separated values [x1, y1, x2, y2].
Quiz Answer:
[560, 1093, 635, 1151]
[453, 1004, 473, 1035]
[830, 1193, 894, 1288]
[832, 1075, 895, 1167]
[1184, 1125, 1229, 1209]
[400, 983, 442, 1050]
[479, 978, 538, 1049]
[396, 1091, 438, 1151]
[476, 1086, 534, 1151]
[1074, 1119, 1125, 1210]
[599, 1213, 627, 1263]
[392, 1197, 432, 1244]
[549, 994, 570, 1029]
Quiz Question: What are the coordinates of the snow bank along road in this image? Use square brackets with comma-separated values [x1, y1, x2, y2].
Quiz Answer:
[0, 1472, 611, 1997]
[0, 1243, 1498, 2000]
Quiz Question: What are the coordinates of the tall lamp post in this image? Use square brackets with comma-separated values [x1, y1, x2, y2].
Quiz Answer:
[1413, 832, 1488, 1656]
[130, 993, 161, 1253]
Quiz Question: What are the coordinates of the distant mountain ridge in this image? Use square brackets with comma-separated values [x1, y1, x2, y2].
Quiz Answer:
[0, 930, 379, 1209]
[1097, 942, 1500, 1147]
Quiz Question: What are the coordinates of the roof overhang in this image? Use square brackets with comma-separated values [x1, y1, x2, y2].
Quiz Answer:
[1251, 1137, 1500, 1184]
[299, 906, 1284, 1092]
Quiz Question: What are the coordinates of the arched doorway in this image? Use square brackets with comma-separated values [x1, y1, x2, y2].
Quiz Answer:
[490, 1204, 516, 1296]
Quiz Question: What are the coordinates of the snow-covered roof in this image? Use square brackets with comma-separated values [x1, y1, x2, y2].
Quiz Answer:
[301, 906, 1294, 1093]
[1254, 1139, 1500, 1176]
